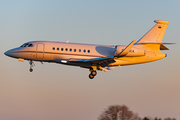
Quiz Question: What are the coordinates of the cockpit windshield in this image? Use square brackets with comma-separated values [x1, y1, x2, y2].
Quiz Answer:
[20, 43, 33, 47]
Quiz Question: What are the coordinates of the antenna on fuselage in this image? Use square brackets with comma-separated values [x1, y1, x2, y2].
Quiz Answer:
[66, 40, 69, 43]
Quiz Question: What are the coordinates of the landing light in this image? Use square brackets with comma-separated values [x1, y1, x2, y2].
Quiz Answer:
[18, 58, 24, 62]
[61, 60, 67, 63]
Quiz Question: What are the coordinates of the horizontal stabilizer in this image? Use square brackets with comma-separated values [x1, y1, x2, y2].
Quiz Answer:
[135, 42, 176, 45]
[160, 44, 169, 50]
[135, 42, 175, 50]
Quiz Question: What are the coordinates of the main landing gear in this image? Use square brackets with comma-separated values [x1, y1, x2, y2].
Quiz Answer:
[89, 70, 97, 79]
[29, 60, 35, 72]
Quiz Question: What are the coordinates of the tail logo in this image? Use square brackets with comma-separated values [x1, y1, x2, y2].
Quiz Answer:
[158, 26, 162, 29]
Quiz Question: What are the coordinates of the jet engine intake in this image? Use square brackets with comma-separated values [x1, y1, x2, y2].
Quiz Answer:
[115, 45, 145, 57]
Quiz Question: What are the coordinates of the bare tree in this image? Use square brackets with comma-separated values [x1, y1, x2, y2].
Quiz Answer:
[143, 117, 150, 120]
[154, 117, 158, 120]
[98, 105, 141, 120]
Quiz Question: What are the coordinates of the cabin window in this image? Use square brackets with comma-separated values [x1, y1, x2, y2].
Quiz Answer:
[53, 47, 55, 50]
[88, 50, 90, 53]
[70, 48, 72, 52]
[83, 49, 86, 53]
[57, 48, 59, 51]
[65, 48, 68, 51]
[74, 49, 76, 52]
[61, 48, 63, 51]
[79, 49, 81, 52]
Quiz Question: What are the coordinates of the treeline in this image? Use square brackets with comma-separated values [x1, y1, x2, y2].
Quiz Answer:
[98, 105, 177, 120]
[143, 117, 176, 120]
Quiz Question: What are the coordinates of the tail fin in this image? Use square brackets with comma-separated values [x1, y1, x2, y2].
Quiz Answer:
[136, 20, 169, 44]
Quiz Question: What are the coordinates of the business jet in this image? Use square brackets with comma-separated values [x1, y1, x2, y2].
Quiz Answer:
[4, 20, 174, 79]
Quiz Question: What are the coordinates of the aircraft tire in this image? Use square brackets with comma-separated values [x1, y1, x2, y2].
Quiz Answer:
[91, 70, 97, 76]
[89, 74, 94, 79]
[29, 68, 33, 72]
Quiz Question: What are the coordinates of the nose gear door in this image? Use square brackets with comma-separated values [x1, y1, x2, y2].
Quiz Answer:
[36, 43, 44, 59]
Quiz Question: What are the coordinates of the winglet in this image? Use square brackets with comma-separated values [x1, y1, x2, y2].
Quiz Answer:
[116, 40, 136, 57]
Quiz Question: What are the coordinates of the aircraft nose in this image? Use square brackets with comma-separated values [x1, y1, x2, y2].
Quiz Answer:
[4, 50, 10, 56]
[4, 49, 15, 57]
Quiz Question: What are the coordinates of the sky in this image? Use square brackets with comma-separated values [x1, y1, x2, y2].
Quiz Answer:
[0, 0, 180, 120]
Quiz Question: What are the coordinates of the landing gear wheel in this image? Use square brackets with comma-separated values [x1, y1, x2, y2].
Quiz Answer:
[29, 68, 33, 72]
[91, 70, 97, 76]
[89, 74, 94, 79]
[29, 60, 35, 72]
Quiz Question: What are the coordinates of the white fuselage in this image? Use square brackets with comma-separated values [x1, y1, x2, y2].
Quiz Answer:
[5, 41, 166, 67]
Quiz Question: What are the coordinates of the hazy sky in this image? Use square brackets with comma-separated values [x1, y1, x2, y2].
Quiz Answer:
[0, 0, 180, 120]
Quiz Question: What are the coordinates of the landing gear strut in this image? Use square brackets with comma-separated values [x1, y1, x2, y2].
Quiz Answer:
[89, 70, 97, 79]
[29, 60, 35, 72]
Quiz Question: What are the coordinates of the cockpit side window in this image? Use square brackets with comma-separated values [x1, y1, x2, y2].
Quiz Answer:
[20, 43, 33, 47]
[20, 43, 28, 47]
[27, 44, 33, 47]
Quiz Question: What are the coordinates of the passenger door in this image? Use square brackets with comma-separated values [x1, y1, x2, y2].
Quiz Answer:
[36, 43, 44, 59]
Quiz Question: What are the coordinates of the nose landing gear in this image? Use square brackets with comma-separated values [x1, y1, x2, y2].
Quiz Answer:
[89, 70, 97, 79]
[29, 60, 35, 72]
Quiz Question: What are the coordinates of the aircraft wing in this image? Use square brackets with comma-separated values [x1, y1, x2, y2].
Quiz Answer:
[69, 56, 114, 63]
[69, 40, 136, 66]
[69, 56, 116, 67]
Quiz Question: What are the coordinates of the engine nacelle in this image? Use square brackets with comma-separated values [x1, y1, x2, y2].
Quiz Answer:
[115, 45, 145, 57]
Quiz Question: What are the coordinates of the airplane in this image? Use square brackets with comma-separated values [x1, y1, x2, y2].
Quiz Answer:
[4, 20, 175, 79]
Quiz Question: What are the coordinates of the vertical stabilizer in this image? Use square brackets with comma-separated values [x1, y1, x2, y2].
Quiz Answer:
[136, 20, 169, 43]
